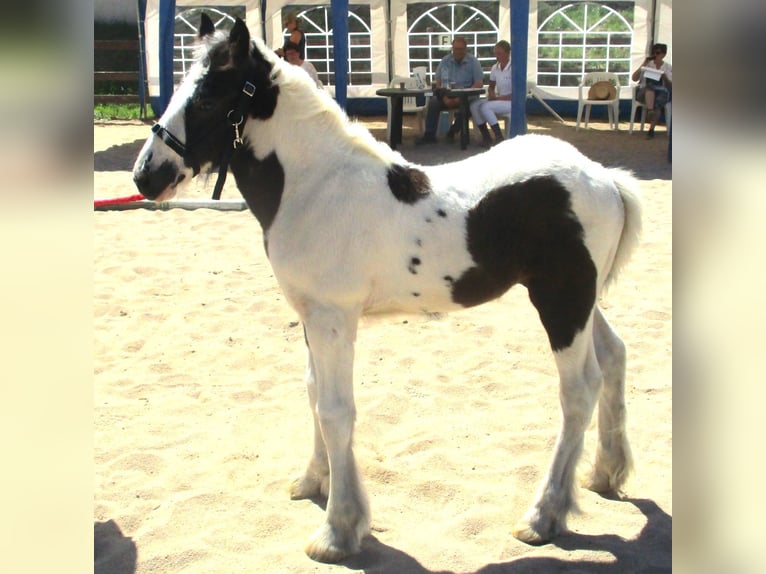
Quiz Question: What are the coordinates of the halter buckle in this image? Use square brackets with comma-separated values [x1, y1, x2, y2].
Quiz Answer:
[242, 81, 256, 97]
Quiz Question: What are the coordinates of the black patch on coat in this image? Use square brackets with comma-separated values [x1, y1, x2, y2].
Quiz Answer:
[231, 149, 285, 232]
[451, 176, 597, 352]
[387, 165, 431, 204]
[408, 256, 421, 275]
[181, 36, 280, 176]
[436, 208, 447, 218]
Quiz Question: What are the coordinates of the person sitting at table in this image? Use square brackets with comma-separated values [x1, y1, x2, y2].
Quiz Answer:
[283, 41, 322, 88]
[469, 40, 511, 147]
[416, 37, 484, 145]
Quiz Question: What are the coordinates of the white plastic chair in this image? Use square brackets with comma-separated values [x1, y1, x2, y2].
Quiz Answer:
[629, 84, 672, 134]
[576, 72, 621, 131]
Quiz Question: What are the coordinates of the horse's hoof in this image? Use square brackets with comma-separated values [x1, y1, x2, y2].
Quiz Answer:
[512, 522, 550, 545]
[582, 464, 630, 497]
[512, 512, 563, 545]
[304, 524, 359, 563]
[582, 470, 616, 495]
[289, 472, 329, 500]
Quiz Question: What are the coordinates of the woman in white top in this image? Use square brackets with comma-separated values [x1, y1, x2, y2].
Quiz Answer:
[284, 41, 323, 89]
[632, 42, 672, 138]
[470, 40, 512, 147]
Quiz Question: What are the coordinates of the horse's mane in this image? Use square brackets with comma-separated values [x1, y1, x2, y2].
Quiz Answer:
[248, 36, 401, 165]
[189, 31, 400, 166]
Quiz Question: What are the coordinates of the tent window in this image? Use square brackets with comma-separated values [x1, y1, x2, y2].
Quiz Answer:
[284, 5, 373, 87]
[537, 1, 634, 88]
[173, 6, 245, 85]
[406, 2, 500, 83]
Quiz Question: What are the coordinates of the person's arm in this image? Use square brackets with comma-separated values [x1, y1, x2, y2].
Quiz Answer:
[470, 58, 484, 89]
[488, 80, 497, 100]
[434, 62, 444, 89]
[290, 29, 303, 44]
[632, 56, 652, 82]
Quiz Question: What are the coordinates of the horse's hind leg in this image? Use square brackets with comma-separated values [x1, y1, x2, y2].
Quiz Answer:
[289, 344, 330, 500]
[301, 305, 370, 563]
[513, 313, 602, 544]
[583, 306, 633, 494]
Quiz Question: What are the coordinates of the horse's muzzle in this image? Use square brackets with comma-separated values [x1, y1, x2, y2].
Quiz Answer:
[133, 153, 184, 201]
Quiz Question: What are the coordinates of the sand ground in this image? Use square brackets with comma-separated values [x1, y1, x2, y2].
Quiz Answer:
[94, 113, 671, 573]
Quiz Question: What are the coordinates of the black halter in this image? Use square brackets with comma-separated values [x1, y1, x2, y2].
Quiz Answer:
[151, 80, 257, 200]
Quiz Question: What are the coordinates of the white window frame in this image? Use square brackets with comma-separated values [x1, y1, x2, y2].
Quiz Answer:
[537, 2, 633, 88]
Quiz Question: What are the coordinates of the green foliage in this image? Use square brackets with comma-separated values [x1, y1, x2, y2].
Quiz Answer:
[94, 104, 144, 121]
[539, 1, 634, 31]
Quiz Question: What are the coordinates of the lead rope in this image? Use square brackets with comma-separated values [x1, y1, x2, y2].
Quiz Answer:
[212, 80, 257, 200]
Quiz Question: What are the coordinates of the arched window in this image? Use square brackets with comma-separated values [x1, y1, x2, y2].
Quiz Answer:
[537, 2, 633, 87]
[173, 7, 243, 85]
[407, 2, 499, 82]
[283, 6, 373, 87]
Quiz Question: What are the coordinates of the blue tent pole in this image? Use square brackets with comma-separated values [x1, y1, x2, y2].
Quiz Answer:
[260, 0, 268, 42]
[158, 0, 176, 115]
[510, 0, 529, 137]
[331, 0, 349, 111]
[136, 0, 148, 118]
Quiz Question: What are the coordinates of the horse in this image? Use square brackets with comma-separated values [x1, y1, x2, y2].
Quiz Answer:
[133, 15, 642, 564]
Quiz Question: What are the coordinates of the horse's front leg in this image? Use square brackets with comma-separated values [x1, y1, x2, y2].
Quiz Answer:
[301, 305, 370, 563]
[289, 343, 330, 500]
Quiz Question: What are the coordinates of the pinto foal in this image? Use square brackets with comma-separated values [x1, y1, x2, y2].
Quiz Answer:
[133, 15, 642, 563]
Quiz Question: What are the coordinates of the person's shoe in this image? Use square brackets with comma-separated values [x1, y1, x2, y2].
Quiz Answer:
[490, 123, 505, 144]
[646, 127, 655, 139]
[415, 134, 437, 145]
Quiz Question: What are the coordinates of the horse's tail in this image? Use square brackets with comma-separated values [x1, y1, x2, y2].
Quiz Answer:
[605, 168, 643, 290]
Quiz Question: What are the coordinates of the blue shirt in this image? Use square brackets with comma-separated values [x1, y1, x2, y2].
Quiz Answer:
[435, 53, 484, 88]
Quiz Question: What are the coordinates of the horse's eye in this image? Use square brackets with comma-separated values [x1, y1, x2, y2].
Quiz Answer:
[197, 99, 213, 112]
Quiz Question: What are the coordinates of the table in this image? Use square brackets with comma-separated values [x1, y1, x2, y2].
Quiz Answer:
[375, 87, 429, 150]
[445, 87, 485, 149]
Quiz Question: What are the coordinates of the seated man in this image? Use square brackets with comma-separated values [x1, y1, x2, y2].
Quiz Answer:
[416, 37, 484, 145]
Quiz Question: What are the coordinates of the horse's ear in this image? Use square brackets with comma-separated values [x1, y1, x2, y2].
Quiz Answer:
[198, 13, 215, 38]
[229, 17, 251, 62]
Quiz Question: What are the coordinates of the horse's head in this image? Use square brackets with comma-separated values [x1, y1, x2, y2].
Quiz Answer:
[133, 14, 279, 200]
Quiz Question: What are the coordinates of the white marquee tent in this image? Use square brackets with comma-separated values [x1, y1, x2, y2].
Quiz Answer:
[135, 0, 671, 129]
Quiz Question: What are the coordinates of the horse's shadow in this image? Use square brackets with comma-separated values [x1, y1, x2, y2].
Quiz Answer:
[341, 498, 671, 574]
[95, 139, 147, 172]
